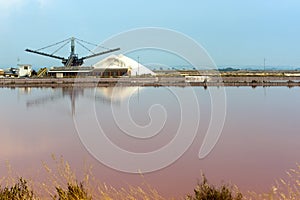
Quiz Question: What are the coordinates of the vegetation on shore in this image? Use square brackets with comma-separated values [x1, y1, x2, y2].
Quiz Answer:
[185, 175, 242, 200]
[0, 157, 299, 200]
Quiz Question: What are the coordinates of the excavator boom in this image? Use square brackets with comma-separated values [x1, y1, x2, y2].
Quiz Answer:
[25, 49, 66, 60]
[81, 48, 120, 60]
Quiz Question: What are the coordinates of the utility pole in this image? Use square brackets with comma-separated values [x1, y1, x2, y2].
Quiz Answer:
[138, 56, 140, 76]
[263, 58, 267, 95]
[263, 58, 267, 85]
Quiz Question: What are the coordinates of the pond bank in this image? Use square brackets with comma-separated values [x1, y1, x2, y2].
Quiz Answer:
[1, 76, 300, 88]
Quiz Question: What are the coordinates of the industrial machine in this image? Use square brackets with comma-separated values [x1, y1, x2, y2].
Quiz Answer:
[25, 37, 120, 67]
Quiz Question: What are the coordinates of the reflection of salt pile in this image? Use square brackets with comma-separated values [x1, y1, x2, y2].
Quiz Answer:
[96, 87, 141, 103]
[93, 54, 155, 76]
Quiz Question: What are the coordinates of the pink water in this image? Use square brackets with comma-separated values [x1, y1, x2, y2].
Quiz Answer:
[0, 86, 299, 198]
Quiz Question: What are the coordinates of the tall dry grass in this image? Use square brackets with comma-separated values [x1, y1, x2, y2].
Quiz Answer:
[38, 155, 165, 200]
[1, 156, 299, 200]
[247, 163, 300, 200]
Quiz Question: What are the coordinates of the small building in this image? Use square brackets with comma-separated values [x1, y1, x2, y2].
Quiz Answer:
[48, 66, 93, 78]
[1, 65, 32, 78]
[48, 66, 129, 78]
[185, 75, 211, 83]
[18, 64, 32, 77]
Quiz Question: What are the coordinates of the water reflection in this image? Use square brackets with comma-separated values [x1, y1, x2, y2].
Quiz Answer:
[26, 86, 142, 115]
[26, 87, 84, 116]
[18, 87, 32, 95]
[95, 87, 141, 104]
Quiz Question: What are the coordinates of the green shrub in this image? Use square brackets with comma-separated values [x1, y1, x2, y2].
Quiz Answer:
[0, 178, 36, 200]
[186, 175, 243, 200]
[53, 182, 92, 200]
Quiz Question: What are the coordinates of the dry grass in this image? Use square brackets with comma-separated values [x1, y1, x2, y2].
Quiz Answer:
[1, 157, 300, 200]
[38, 155, 165, 200]
[247, 163, 300, 200]
[0, 162, 37, 199]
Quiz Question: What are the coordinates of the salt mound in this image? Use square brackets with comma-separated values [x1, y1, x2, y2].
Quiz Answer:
[93, 54, 155, 76]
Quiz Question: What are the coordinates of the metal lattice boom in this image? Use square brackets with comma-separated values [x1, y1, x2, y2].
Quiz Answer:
[25, 37, 120, 67]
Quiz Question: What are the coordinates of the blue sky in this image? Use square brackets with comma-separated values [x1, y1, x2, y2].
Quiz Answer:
[0, 0, 300, 68]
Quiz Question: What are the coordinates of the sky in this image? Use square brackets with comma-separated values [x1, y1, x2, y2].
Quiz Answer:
[0, 0, 300, 68]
